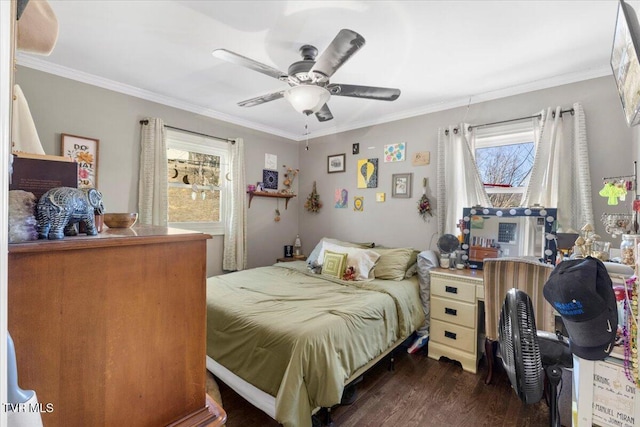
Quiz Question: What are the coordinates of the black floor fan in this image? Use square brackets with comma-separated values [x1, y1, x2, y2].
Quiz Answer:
[498, 289, 573, 427]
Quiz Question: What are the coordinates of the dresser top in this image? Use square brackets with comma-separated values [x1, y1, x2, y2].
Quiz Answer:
[9, 225, 211, 253]
[430, 267, 483, 282]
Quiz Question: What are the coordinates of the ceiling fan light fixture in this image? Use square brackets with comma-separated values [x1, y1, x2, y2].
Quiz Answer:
[284, 85, 330, 115]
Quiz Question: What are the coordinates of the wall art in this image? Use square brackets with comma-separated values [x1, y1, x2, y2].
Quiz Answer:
[357, 158, 378, 188]
[384, 143, 406, 162]
[265, 153, 277, 170]
[354, 196, 364, 212]
[262, 169, 278, 189]
[327, 153, 346, 173]
[335, 188, 348, 208]
[411, 151, 430, 166]
[391, 173, 412, 198]
[61, 133, 99, 189]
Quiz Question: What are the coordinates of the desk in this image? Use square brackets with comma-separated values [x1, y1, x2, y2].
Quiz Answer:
[428, 268, 485, 373]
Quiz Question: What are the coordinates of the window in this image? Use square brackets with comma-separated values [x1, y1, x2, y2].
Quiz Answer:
[166, 129, 227, 235]
[471, 121, 536, 208]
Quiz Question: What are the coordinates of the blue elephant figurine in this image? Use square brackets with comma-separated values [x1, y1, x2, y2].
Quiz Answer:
[36, 187, 105, 240]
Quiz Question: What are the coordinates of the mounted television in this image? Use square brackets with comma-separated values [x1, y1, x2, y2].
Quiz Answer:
[611, 0, 640, 126]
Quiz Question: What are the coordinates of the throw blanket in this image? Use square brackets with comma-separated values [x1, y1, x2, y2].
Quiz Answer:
[206, 262, 424, 427]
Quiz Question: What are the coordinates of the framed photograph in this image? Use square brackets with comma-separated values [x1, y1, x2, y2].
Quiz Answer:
[611, 0, 640, 126]
[327, 153, 346, 173]
[61, 133, 99, 188]
[391, 173, 412, 198]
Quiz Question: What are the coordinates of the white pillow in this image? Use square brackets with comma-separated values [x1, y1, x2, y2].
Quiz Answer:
[318, 241, 380, 281]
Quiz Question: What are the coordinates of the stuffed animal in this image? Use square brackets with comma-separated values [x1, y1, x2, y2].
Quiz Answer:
[342, 266, 356, 281]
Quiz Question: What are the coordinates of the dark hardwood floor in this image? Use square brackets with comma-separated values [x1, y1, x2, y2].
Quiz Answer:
[218, 345, 571, 427]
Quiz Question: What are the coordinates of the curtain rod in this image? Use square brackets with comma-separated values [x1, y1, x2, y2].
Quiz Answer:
[468, 108, 575, 131]
[139, 120, 235, 144]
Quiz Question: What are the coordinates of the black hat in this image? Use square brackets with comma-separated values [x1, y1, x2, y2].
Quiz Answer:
[543, 257, 618, 361]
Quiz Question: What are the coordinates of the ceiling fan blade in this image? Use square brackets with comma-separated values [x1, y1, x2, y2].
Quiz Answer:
[315, 104, 333, 122]
[309, 29, 365, 81]
[237, 91, 285, 108]
[327, 84, 401, 101]
[212, 49, 288, 81]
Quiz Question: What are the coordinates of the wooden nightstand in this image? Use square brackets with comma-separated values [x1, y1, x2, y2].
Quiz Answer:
[277, 255, 307, 263]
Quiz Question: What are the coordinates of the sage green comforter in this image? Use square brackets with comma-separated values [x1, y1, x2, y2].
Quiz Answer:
[206, 261, 424, 427]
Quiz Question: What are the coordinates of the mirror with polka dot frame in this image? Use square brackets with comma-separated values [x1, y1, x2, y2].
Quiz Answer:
[461, 206, 558, 270]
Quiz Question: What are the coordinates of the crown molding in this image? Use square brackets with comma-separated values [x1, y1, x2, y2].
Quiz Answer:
[309, 65, 613, 140]
[16, 54, 300, 141]
[17, 54, 611, 142]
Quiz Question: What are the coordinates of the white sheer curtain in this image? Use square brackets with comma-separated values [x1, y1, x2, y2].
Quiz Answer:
[437, 124, 491, 235]
[223, 138, 247, 271]
[522, 102, 593, 231]
[138, 117, 168, 226]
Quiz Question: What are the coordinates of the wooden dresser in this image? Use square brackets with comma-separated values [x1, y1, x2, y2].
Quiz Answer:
[428, 268, 485, 373]
[469, 246, 499, 262]
[8, 226, 225, 427]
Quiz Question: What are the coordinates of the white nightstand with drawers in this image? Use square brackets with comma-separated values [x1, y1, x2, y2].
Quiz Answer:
[428, 268, 485, 373]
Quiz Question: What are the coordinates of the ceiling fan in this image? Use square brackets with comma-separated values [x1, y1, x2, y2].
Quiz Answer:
[212, 29, 401, 122]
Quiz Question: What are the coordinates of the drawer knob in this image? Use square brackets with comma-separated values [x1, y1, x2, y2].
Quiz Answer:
[445, 286, 458, 294]
[445, 307, 457, 316]
[444, 331, 457, 340]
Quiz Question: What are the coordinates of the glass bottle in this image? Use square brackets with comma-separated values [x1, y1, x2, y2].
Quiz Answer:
[620, 234, 636, 266]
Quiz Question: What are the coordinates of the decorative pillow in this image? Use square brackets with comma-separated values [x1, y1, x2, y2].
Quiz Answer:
[322, 250, 348, 278]
[307, 237, 374, 269]
[317, 241, 379, 280]
[372, 247, 415, 280]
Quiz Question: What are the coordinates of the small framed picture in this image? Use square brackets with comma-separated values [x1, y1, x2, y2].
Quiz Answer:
[392, 173, 412, 198]
[327, 153, 346, 173]
[61, 133, 99, 189]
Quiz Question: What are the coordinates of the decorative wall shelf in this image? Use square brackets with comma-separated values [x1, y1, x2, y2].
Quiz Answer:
[247, 191, 296, 209]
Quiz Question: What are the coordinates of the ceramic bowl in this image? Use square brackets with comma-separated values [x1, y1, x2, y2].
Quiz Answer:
[103, 213, 138, 228]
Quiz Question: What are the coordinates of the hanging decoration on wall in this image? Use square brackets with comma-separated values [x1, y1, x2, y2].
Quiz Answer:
[305, 181, 322, 213]
[357, 158, 378, 188]
[282, 165, 299, 194]
[275, 199, 281, 222]
[417, 178, 432, 220]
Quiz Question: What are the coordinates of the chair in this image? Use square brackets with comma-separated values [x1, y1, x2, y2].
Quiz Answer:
[482, 257, 556, 385]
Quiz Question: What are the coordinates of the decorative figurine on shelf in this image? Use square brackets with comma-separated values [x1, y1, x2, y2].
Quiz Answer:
[36, 187, 105, 240]
[304, 181, 322, 213]
[282, 165, 299, 195]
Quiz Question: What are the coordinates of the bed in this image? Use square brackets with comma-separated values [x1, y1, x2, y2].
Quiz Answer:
[205, 240, 428, 427]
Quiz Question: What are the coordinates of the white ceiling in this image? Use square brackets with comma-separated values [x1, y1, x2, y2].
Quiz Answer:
[17, 1, 624, 141]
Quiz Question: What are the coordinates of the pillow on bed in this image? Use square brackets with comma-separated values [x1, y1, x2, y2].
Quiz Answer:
[322, 250, 348, 278]
[404, 249, 422, 278]
[307, 237, 374, 269]
[316, 241, 380, 280]
[371, 247, 415, 280]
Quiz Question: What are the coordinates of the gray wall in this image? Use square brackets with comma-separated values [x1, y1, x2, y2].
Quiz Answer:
[297, 76, 634, 255]
[16, 66, 301, 275]
[16, 66, 636, 269]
